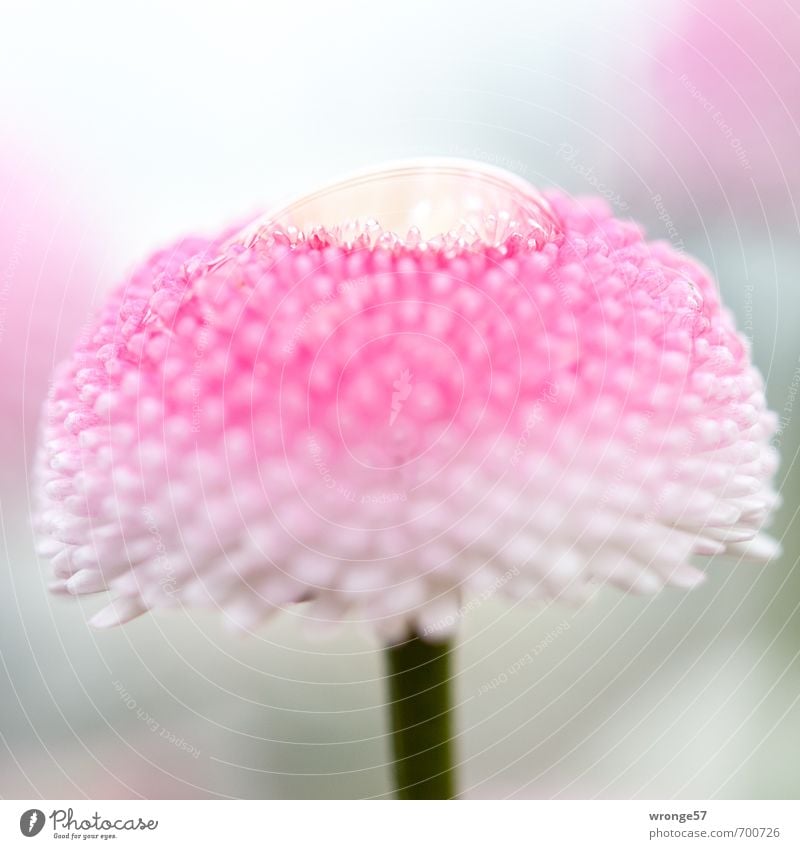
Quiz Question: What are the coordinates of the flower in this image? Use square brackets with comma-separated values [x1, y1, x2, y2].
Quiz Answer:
[34, 160, 780, 641]
[0, 151, 101, 491]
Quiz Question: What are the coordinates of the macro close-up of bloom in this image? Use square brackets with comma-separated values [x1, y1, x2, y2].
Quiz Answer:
[32, 160, 781, 798]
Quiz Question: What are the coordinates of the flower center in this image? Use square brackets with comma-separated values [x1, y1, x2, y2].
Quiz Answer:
[242, 158, 560, 253]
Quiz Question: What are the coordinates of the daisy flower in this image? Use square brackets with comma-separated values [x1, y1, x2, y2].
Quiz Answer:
[34, 160, 780, 797]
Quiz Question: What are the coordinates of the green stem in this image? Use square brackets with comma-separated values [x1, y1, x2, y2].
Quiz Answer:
[384, 633, 456, 799]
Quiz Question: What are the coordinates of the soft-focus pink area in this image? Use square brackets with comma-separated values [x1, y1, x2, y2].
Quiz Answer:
[34, 179, 779, 639]
[0, 150, 103, 487]
[652, 1, 800, 199]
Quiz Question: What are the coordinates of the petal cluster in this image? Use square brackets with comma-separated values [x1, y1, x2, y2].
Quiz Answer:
[34, 175, 780, 639]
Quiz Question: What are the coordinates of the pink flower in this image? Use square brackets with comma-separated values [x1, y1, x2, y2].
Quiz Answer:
[34, 161, 780, 640]
[0, 152, 102, 489]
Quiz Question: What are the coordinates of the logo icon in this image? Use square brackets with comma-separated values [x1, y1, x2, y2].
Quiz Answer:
[19, 809, 45, 837]
[389, 369, 413, 426]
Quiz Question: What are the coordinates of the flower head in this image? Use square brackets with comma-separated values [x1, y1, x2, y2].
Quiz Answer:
[0, 152, 101, 489]
[34, 160, 780, 640]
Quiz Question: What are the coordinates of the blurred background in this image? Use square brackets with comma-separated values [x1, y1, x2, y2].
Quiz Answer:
[1, 0, 798, 799]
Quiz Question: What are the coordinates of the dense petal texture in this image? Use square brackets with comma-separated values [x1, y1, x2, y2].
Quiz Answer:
[34, 168, 780, 640]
